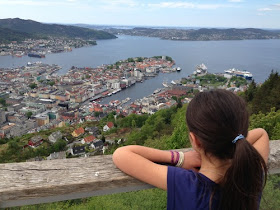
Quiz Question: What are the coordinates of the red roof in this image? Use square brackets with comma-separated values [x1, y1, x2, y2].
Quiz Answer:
[84, 135, 96, 143]
[74, 127, 85, 135]
[107, 122, 114, 128]
[94, 107, 103, 112]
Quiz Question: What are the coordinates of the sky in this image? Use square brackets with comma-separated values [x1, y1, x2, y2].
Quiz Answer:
[0, 0, 279, 29]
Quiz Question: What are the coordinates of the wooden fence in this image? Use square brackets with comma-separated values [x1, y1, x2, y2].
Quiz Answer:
[0, 140, 280, 208]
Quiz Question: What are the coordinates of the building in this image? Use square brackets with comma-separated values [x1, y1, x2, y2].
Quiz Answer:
[91, 139, 104, 150]
[28, 136, 43, 148]
[47, 151, 66, 160]
[81, 135, 96, 144]
[71, 146, 85, 156]
[35, 113, 50, 126]
[72, 127, 85, 137]
[48, 131, 62, 144]
[0, 110, 6, 124]
[85, 126, 100, 136]
[103, 122, 114, 132]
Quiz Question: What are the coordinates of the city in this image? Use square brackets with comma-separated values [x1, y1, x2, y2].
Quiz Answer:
[0, 0, 279, 209]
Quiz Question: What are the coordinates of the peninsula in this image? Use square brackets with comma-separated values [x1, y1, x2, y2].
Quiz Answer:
[104, 27, 280, 41]
[0, 18, 116, 56]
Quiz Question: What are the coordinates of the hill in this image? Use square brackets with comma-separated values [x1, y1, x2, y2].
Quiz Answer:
[242, 71, 280, 114]
[0, 27, 34, 43]
[0, 18, 117, 40]
[104, 27, 280, 41]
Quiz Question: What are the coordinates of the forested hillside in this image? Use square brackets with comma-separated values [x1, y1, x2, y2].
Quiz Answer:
[0, 18, 116, 42]
[242, 71, 280, 114]
[0, 27, 34, 43]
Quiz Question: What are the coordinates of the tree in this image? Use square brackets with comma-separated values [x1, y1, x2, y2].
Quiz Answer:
[136, 57, 143, 62]
[29, 83, 37, 89]
[127, 58, 135, 63]
[248, 71, 280, 114]
[131, 119, 136, 128]
[177, 98, 183, 109]
[48, 80, 55, 86]
[26, 111, 33, 119]
[166, 56, 173, 62]
[0, 98, 6, 106]
[101, 135, 105, 143]
[94, 112, 101, 117]
[243, 79, 257, 102]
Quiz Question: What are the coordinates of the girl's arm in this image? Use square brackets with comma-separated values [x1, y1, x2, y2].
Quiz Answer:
[113, 145, 201, 190]
[247, 128, 270, 163]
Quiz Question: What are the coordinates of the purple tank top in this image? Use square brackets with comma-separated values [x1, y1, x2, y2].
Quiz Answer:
[167, 166, 220, 210]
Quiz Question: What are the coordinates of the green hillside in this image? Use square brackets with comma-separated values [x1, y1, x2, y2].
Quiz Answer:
[0, 18, 117, 40]
[0, 27, 34, 43]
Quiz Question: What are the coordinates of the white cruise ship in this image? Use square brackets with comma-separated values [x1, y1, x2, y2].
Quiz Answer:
[224, 68, 253, 80]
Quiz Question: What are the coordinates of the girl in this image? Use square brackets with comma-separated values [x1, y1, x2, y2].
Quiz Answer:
[113, 89, 269, 209]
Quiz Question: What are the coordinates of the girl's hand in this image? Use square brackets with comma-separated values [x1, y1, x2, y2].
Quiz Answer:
[181, 151, 201, 171]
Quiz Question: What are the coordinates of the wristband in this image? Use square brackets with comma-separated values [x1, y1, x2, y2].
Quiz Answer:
[176, 152, 184, 168]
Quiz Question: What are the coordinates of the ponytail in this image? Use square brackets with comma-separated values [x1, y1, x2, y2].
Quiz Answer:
[218, 139, 267, 210]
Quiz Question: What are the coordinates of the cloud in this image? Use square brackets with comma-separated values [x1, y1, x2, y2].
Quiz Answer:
[99, 0, 139, 7]
[258, 8, 273, 11]
[272, 4, 280, 8]
[0, 0, 76, 6]
[228, 0, 243, 2]
[257, 3, 280, 12]
[147, 2, 235, 10]
[147, 2, 194, 9]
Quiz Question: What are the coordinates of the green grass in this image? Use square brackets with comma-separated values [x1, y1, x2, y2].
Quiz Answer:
[11, 188, 167, 210]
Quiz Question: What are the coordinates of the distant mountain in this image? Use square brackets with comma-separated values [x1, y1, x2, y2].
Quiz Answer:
[0, 27, 34, 43]
[0, 18, 117, 40]
[104, 27, 280, 41]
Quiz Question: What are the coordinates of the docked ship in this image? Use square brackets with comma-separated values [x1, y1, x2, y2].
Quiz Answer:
[153, 88, 162, 94]
[162, 80, 170, 88]
[171, 80, 177, 85]
[224, 68, 253, 80]
[176, 67, 182, 72]
[28, 53, 45, 58]
[193, 63, 207, 75]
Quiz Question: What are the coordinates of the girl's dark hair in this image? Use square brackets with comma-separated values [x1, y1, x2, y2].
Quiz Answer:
[186, 89, 267, 210]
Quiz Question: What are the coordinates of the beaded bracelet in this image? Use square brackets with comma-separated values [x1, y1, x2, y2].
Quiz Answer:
[170, 151, 175, 165]
[175, 151, 179, 165]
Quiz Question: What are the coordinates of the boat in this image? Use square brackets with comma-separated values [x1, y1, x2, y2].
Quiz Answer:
[171, 80, 177, 85]
[28, 53, 45, 58]
[162, 81, 169, 88]
[153, 88, 161, 94]
[193, 63, 207, 75]
[224, 68, 253, 80]
[176, 67, 182, 72]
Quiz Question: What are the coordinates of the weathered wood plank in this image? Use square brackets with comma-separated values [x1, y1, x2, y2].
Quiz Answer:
[0, 141, 279, 208]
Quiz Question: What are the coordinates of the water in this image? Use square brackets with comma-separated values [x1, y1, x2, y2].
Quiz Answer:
[1, 35, 279, 103]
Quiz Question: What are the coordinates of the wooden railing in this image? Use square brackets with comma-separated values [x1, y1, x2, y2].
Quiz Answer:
[1, 140, 280, 208]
